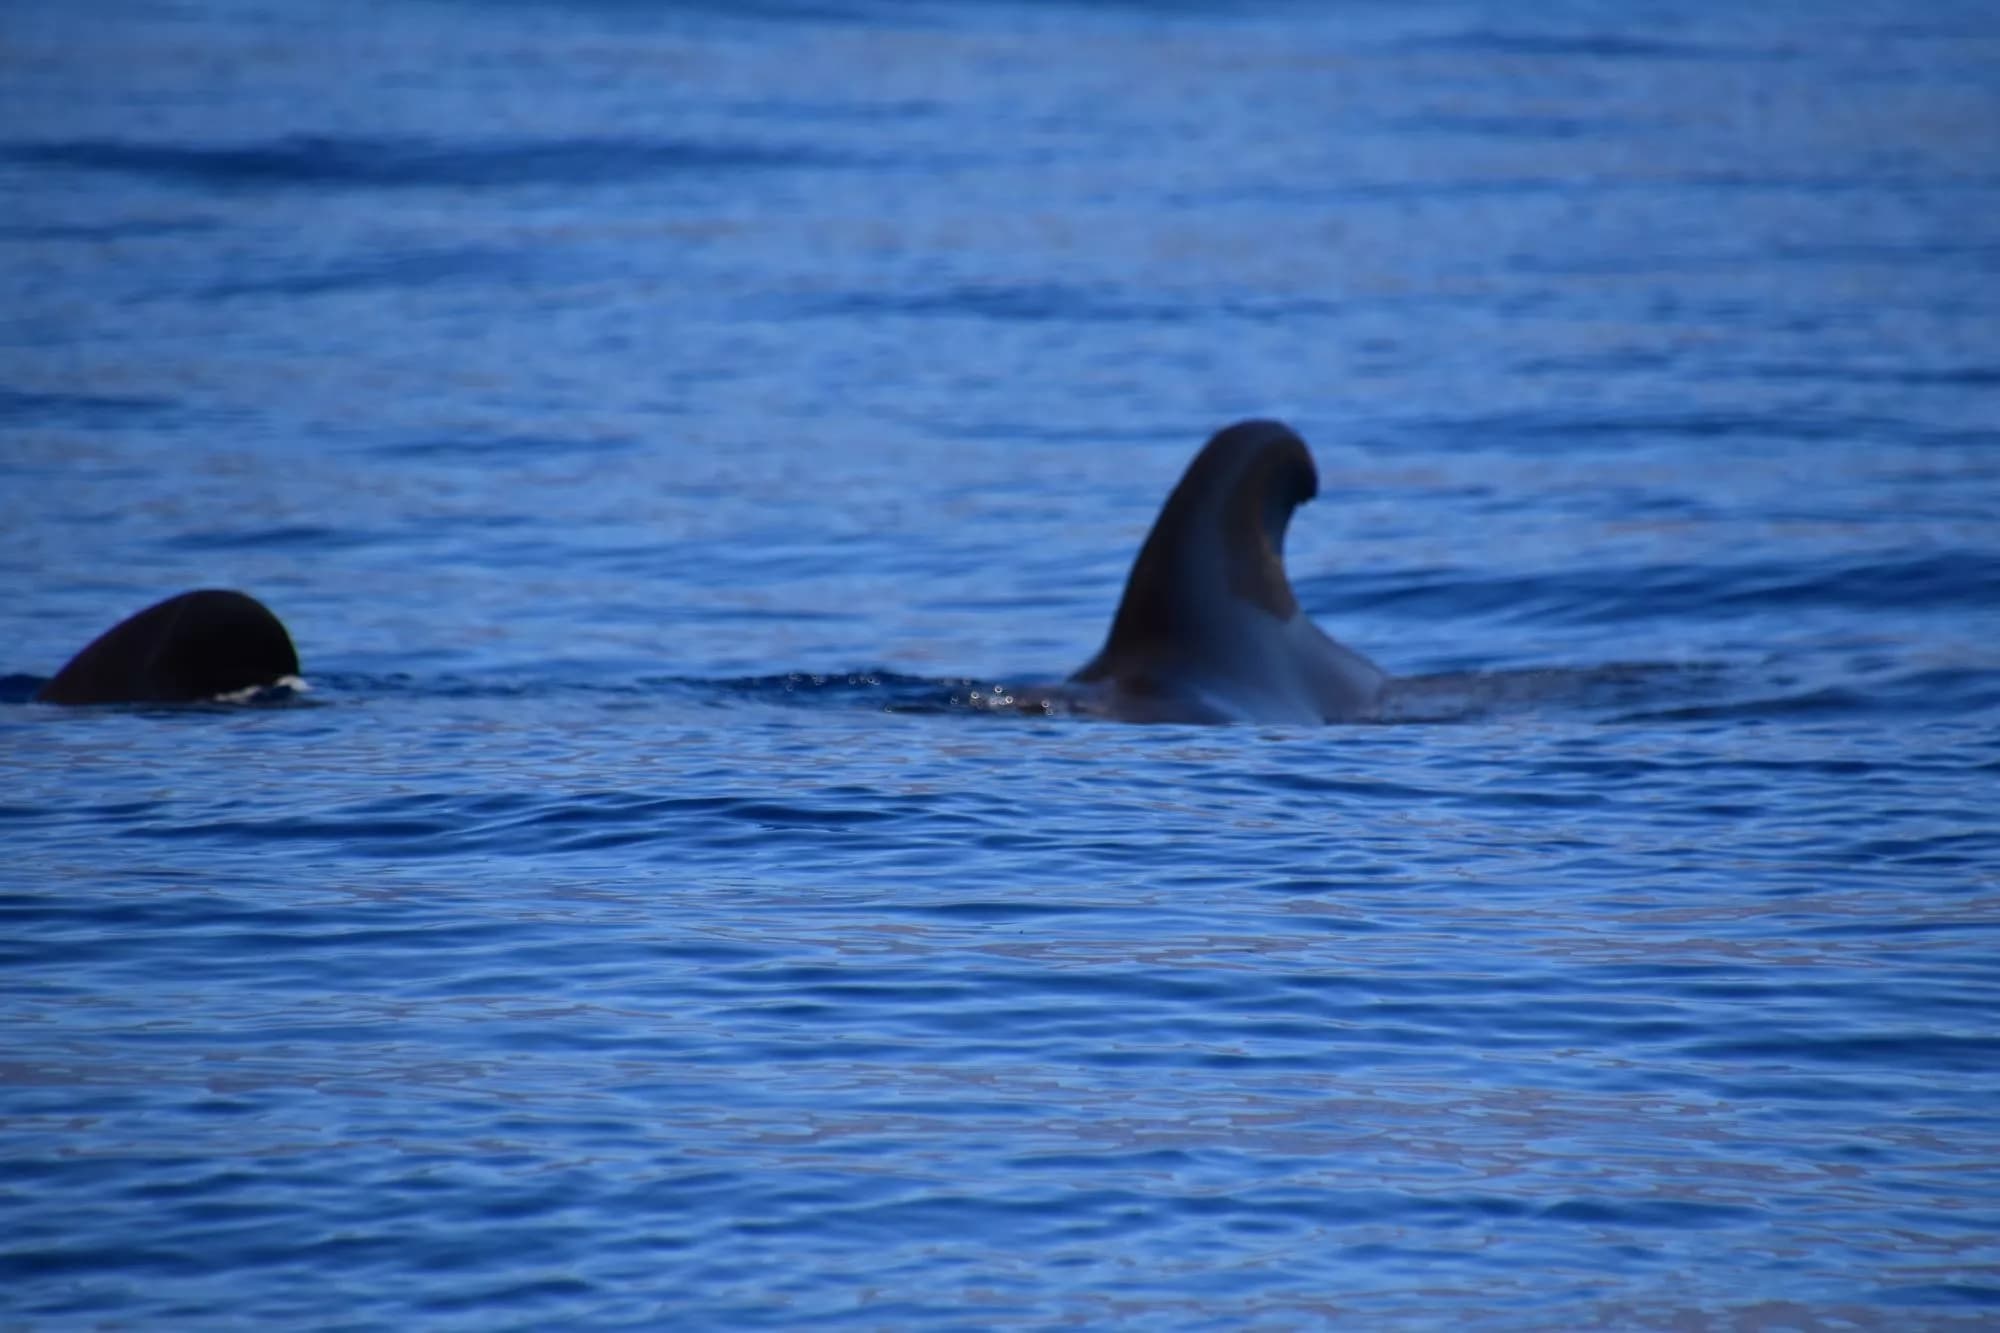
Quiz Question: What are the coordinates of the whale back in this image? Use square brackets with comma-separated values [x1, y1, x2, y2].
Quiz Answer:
[35, 589, 299, 705]
[1071, 420, 1384, 722]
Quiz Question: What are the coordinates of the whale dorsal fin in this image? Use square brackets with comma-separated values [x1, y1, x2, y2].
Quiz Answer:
[35, 589, 299, 705]
[1074, 419, 1317, 675]
[1070, 420, 1384, 722]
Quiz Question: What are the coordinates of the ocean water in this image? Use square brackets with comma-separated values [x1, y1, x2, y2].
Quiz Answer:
[3, 0, 1999, 1326]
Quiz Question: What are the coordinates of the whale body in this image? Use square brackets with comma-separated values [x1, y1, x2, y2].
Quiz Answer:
[1069, 420, 1385, 724]
[34, 589, 300, 706]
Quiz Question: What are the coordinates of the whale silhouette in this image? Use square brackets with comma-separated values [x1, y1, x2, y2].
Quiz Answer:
[34, 589, 300, 706]
[1069, 419, 1385, 723]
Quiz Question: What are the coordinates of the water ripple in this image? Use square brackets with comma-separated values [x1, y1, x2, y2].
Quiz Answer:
[4, 134, 852, 191]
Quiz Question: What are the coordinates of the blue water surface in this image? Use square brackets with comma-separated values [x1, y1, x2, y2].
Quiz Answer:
[3, 0, 1999, 1327]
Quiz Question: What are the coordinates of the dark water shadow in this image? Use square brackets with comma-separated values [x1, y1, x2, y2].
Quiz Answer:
[4, 134, 849, 192]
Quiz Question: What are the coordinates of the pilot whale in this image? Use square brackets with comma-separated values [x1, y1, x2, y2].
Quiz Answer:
[1068, 419, 1385, 724]
[34, 589, 300, 706]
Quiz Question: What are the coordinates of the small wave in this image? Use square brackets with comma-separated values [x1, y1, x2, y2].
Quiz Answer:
[1377, 663, 1718, 722]
[699, 671, 1074, 718]
[0, 217, 219, 243]
[1404, 28, 1788, 62]
[791, 284, 1340, 326]
[3, 134, 846, 192]
[198, 247, 531, 301]
[1608, 684, 1870, 724]
[1405, 406, 1909, 448]
[1377, 112, 1652, 141]
[162, 525, 372, 552]
[1738, 362, 2000, 389]
[1318, 550, 2000, 626]
[367, 433, 640, 462]
[0, 388, 179, 424]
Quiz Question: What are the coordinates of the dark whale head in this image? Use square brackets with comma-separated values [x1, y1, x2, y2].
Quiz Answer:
[34, 589, 300, 706]
[1070, 420, 1384, 723]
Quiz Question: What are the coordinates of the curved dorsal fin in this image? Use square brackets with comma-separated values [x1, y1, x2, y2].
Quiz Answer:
[1074, 419, 1317, 679]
